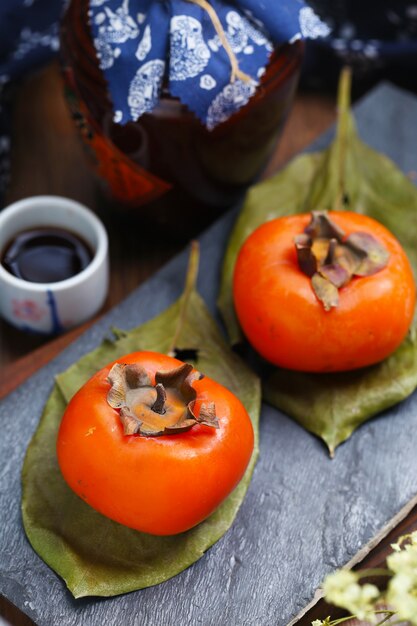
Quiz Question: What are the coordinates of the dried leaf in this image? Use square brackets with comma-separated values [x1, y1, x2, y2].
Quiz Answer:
[107, 363, 127, 407]
[125, 363, 152, 388]
[190, 401, 219, 429]
[347, 231, 390, 276]
[22, 247, 261, 598]
[107, 360, 211, 437]
[311, 238, 331, 266]
[333, 243, 362, 275]
[294, 234, 317, 277]
[218, 150, 326, 345]
[311, 273, 339, 311]
[119, 408, 141, 435]
[218, 67, 417, 453]
[156, 363, 195, 403]
[305, 210, 345, 241]
[297, 211, 389, 308]
[319, 263, 351, 288]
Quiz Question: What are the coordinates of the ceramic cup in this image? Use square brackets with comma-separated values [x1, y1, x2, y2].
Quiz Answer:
[0, 195, 109, 334]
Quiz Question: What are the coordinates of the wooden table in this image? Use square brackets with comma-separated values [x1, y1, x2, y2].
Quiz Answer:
[0, 62, 413, 626]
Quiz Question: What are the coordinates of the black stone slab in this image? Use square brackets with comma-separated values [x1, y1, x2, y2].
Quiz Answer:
[2, 83, 417, 626]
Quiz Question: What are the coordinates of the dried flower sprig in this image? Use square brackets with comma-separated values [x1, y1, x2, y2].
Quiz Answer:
[314, 530, 417, 625]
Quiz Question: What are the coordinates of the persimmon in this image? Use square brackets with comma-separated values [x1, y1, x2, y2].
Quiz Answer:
[57, 351, 254, 536]
[233, 211, 416, 372]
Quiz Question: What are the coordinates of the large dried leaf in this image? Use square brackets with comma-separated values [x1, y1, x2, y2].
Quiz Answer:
[218, 69, 417, 454]
[218, 150, 325, 345]
[21, 250, 260, 598]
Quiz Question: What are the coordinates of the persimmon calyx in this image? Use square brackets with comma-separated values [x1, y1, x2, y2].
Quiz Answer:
[107, 362, 219, 436]
[295, 211, 390, 311]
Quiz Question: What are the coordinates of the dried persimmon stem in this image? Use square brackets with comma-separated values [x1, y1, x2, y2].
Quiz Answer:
[295, 211, 390, 311]
[107, 360, 218, 436]
[152, 384, 166, 415]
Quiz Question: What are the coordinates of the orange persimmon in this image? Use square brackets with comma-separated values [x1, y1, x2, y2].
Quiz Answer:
[233, 211, 416, 372]
[57, 351, 254, 536]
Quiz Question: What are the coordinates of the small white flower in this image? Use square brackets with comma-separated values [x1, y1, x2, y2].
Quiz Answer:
[391, 542, 402, 552]
[323, 570, 379, 622]
[200, 74, 216, 90]
[386, 534, 417, 624]
[113, 110, 123, 123]
[387, 571, 417, 624]
[312, 618, 331, 626]
[323, 569, 357, 595]
[243, 45, 254, 55]
[388, 542, 417, 574]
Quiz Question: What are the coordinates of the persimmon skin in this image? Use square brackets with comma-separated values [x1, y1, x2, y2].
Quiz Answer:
[57, 351, 254, 536]
[233, 212, 416, 372]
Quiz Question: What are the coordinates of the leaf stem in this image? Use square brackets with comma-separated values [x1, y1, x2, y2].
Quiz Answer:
[375, 613, 397, 626]
[335, 66, 352, 210]
[167, 241, 200, 356]
[355, 568, 391, 578]
[328, 610, 395, 626]
[329, 616, 359, 625]
[337, 66, 352, 125]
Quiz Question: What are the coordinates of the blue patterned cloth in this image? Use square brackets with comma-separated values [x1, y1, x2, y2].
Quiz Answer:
[303, 1, 417, 91]
[0, 0, 66, 197]
[88, 0, 330, 129]
[1, 0, 416, 201]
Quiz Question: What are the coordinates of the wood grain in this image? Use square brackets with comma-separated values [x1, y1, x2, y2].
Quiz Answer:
[0, 62, 336, 382]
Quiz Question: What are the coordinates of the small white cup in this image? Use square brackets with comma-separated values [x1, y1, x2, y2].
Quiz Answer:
[0, 195, 109, 334]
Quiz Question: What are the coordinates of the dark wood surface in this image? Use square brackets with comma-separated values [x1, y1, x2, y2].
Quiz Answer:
[0, 61, 336, 377]
[1, 62, 414, 626]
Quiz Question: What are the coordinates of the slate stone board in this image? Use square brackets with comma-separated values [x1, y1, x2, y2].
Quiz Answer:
[2, 83, 417, 626]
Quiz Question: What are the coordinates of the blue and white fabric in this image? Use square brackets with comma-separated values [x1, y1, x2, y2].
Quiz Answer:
[88, 0, 330, 129]
[0, 0, 66, 198]
[2, 0, 417, 202]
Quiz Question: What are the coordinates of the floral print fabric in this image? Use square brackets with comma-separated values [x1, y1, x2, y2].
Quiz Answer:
[88, 0, 330, 129]
[2, 1, 415, 200]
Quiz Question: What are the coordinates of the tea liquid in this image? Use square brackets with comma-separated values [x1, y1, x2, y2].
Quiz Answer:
[1, 227, 93, 283]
